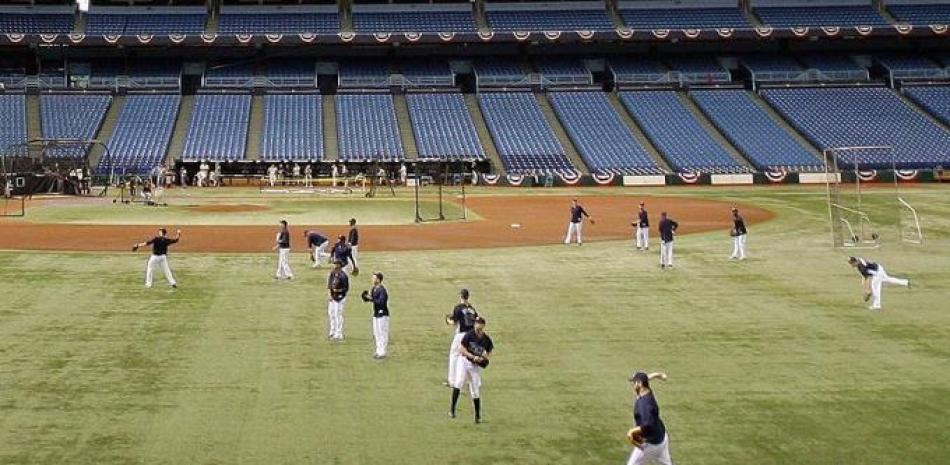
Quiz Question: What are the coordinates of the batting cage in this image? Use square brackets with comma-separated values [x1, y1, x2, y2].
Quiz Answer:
[822, 146, 922, 248]
[1, 138, 114, 200]
[413, 163, 469, 223]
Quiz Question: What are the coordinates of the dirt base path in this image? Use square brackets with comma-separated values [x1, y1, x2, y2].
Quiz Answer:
[0, 195, 772, 252]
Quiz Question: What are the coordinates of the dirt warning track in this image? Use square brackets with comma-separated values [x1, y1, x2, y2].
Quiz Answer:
[0, 195, 772, 252]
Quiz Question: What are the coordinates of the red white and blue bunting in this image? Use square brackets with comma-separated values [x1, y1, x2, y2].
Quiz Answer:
[299, 33, 317, 43]
[792, 27, 809, 37]
[236, 34, 252, 44]
[137, 34, 153, 44]
[6, 33, 24, 43]
[577, 30, 595, 41]
[513, 31, 531, 41]
[439, 32, 455, 42]
[857, 170, 878, 181]
[339, 32, 356, 42]
[40, 34, 58, 43]
[678, 172, 701, 184]
[856, 26, 874, 36]
[821, 26, 840, 37]
[404, 32, 422, 42]
[265, 34, 282, 43]
[373, 33, 391, 43]
[765, 171, 788, 183]
[480, 173, 501, 185]
[895, 24, 913, 35]
[931, 24, 948, 35]
[104, 34, 120, 44]
[652, 29, 670, 39]
[616, 28, 634, 39]
[200, 34, 217, 43]
[68, 33, 85, 43]
[169, 34, 187, 43]
[895, 169, 919, 181]
[592, 172, 615, 185]
[478, 31, 494, 41]
[683, 29, 701, 39]
[755, 27, 773, 37]
[543, 31, 561, 41]
[717, 28, 734, 38]
[506, 174, 526, 186]
[559, 171, 582, 185]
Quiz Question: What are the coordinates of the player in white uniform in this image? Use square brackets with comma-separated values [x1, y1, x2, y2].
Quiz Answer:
[304, 164, 313, 187]
[729, 208, 747, 261]
[267, 164, 278, 187]
[849, 257, 910, 310]
[449, 316, 493, 424]
[360, 272, 390, 358]
[273, 220, 293, 280]
[444, 289, 478, 387]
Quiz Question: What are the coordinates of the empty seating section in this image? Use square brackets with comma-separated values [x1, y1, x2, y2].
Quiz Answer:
[353, 11, 475, 32]
[610, 57, 669, 83]
[406, 93, 484, 160]
[620, 91, 744, 173]
[487, 8, 613, 31]
[548, 92, 658, 175]
[261, 94, 323, 161]
[266, 60, 316, 87]
[666, 55, 730, 82]
[888, 4, 950, 24]
[335, 94, 404, 161]
[0, 95, 27, 155]
[101, 94, 179, 174]
[798, 53, 866, 73]
[0, 13, 73, 34]
[204, 63, 256, 87]
[477, 92, 574, 175]
[741, 55, 804, 81]
[85, 13, 206, 35]
[754, 6, 888, 27]
[537, 58, 592, 85]
[904, 86, 950, 126]
[761, 87, 950, 168]
[339, 61, 390, 88]
[129, 61, 181, 87]
[218, 13, 339, 34]
[183, 94, 251, 161]
[691, 90, 820, 171]
[619, 8, 749, 29]
[40, 94, 112, 157]
[401, 61, 453, 86]
[876, 54, 946, 80]
[0, 68, 27, 88]
[474, 58, 528, 86]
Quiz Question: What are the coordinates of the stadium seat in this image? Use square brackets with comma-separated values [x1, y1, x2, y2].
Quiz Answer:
[548, 91, 660, 175]
[260, 94, 323, 162]
[40, 94, 112, 158]
[85, 12, 206, 35]
[486, 6, 614, 31]
[887, 4, 950, 25]
[335, 94, 405, 161]
[0, 13, 73, 34]
[619, 7, 750, 29]
[754, 6, 888, 27]
[406, 93, 485, 161]
[665, 55, 731, 83]
[218, 12, 339, 34]
[474, 58, 529, 87]
[477, 92, 574, 175]
[338, 61, 390, 88]
[183, 94, 251, 161]
[99, 94, 180, 175]
[352, 11, 476, 33]
[536, 58, 592, 85]
[904, 86, 950, 126]
[0, 94, 27, 155]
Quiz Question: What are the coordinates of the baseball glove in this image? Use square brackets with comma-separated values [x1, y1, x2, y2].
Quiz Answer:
[351, 266, 360, 276]
[589, 219, 596, 225]
[132, 245, 139, 252]
[729, 229, 738, 237]
[361, 290, 371, 302]
[626, 428, 644, 447]
[471, 356, 490, 369]
[309, 253, 315, 263]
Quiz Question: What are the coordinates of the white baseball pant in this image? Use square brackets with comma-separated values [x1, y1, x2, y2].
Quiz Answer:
[276, 247, 293, 279]
[660, 241, 674, 267]
[564, 221, 583, 244]
[447, 332, 465, 384]
[636, 226, 649, 249]
[328, 297, 346, 338]
[145, 254, 176, 288]
[372, 316, 389, 357]
[453, 357, 483, 398]
[869, 266, 908, 310]
[625, 433, 673, 465]
[731, 234, 746, 260]
[312, 242, 329, 267]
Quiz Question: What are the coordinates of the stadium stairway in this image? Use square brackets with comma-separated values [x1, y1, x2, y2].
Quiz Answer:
[607, 92, 671, 172]
[89, 95, 126, 167]
[536, 93, 589, 174]
[244, 94, 264, 161]
[26, 95, 42, 143]
[748, 91, 822, 158]
[206, 7, 219, 34]
[875, 0, 899, 24]
[166, 94, 195, 162]
[393, 94, 419, 160]
[75, 10, 86, 34]
[895, 89, 950, 131]
[322, 94, 338, 161]
[464, 93, 505, 174]
[474, 2, 490, 32]
[679, 91, 755, 171]
[740, 0, 765, 27]
[605, 0, 626, 29]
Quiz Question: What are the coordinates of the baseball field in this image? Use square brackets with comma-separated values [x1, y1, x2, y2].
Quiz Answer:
[0, 185, 948, 465]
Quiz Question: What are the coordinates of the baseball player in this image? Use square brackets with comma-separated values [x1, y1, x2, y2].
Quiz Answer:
[449, 316, 493, 424]
[399, 163, 407, 185]
[331, 235, 358, 275]
[273, 220, 294, 280]
[625, 371, 673, 465]
[327, 259, 349, 341]
[304, 164, 313, 187]
[848, 257, 911, 310]
[304, 230, 331, 268]
[658, 212, 678, 269]
[267, 164, 278, 187]
[729, 207, 747, 261]
[331, 164, 338, 187]
[292, 163, 301, 184]
[564, 198, 593, 245]
[347, 218, 360, 271]
[444, 289, 478, 387]
[179, 166, 188, 188]
[132, 228, 180, 289]
[360, 271, 390, 358]
[634, 202, 649, 251]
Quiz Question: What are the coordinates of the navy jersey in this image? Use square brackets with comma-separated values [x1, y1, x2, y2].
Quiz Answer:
[277, 230, 291, 249]
[146, 236, 178, 255]
[570, 205, 589, 223]
[327, 269, 349, 301]
[331, 242, 354, 267]
[461, 330, 494, 359]
[307, 232, 328, 247]
[638, 210, 649, 228]
[452, 303, 479, 334]
[733, 216, 747, 236]
[348, 227, 360, 246]
[854, 258, 879, 278]
[363, 285, 389, 317]
[634, 392, 667, 445]
[658, 218, 679, 242]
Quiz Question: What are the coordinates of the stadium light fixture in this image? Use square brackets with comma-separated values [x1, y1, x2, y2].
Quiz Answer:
[77, 0, 90, 13]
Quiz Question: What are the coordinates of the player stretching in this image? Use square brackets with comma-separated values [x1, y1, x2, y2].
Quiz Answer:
[360, 272, 390, 358]
[564, 198, 593, 245]
[273, 220, 294, 280]
[347, 218, 360, 272]
[304, 230, 330, 268]
[729, 207, 747, 261]
[327, 260, 349, 341]
[848, 257, 910, 310]
[634, 202, 649, 251]
[331, 235, 358, 275]
[625, 371, 673, 465]
[658, 212, 678, 269]
[132, 228, 180, 289]
[444, 289, 478, 387]
[450, 316, 493, 424]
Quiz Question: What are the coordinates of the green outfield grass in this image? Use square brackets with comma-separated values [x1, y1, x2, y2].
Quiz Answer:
[1, 186, 948, 465]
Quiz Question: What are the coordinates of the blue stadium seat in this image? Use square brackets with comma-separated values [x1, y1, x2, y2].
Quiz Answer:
[40, 94, 112, 158]
[477, 92, 574, 175]
[218, 13, 339, 34]
[486, 7, 613, 31]
[204, 63, 257, 88]
[888, 4, 950, 25]
[691, 90, 820, 171]
[401, 61, 454, 87]
[261, 94, 323, 161]
[353, 11, 476, 33]
[0, 94, 27, 154]
[610, 57, 670, 83]
[904, 86, 950, 126]
[338, 61, 390, 88]
[99, 94, 179, 175]
[536, 58, 592, 85]
[665, 55, 731, 83]
[129, 61, 182, 88]
[741, 55, 804, 81]
[875, 53, 946, 81]
[85, 13, 206, 35]
[619, 7, 749, 29]
[548, 91, 660, 175]
[335, 94, 405, 161]
[183, 94, 251, 161]
[761, 87, 950, 169]
[266, 59, 316, 87]
[474, 58, 529, 87]
[0, 13, 73, 34]
[406, 93, 484, 161]
[619, 91, 745, 173]
[755, 6, 888, 27]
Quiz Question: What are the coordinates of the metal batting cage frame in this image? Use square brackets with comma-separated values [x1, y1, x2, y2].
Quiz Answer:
[413, 162, 469, 223]
[1, 138, 116, 198]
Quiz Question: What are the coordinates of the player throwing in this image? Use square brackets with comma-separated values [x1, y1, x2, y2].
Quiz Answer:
[625, 371, 673, 465]
[449, 316, 493, 424]
[444, 289, 478, 387]
[848, 257, 910, 310]
[564, 198, 593, 245]
[132, 228, 180, 289]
